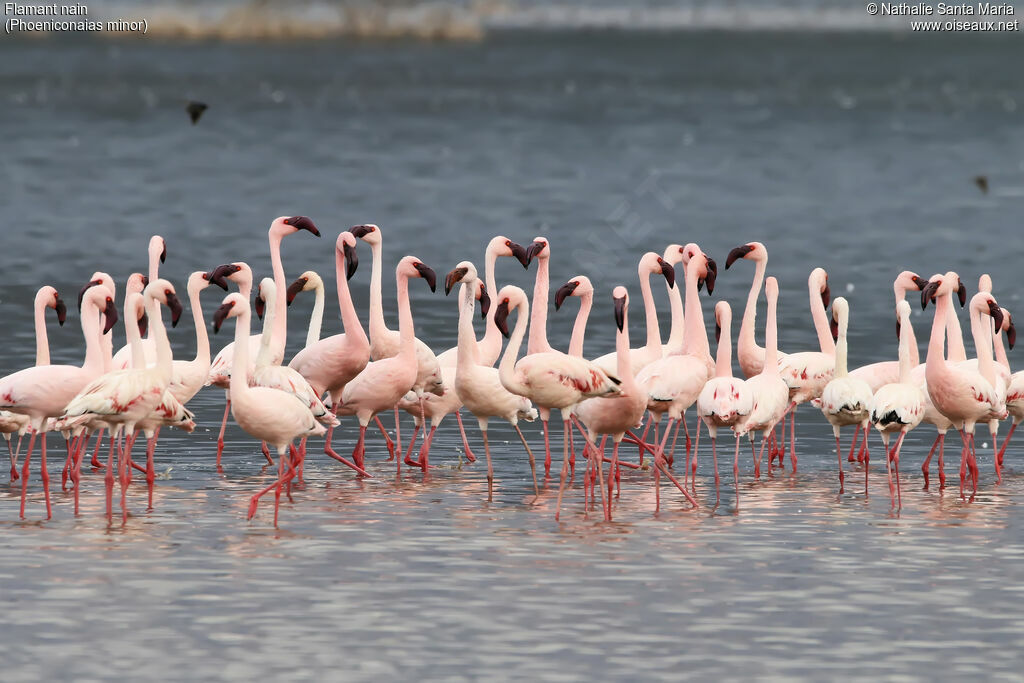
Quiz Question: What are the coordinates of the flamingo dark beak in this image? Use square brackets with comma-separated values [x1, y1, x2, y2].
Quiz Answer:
[142, 276, 150, 287]
[821, 283, 831, 309]
[725, 244, 754, 269]
[989, 300, 1004, 332]
[160, 240, 167, 264]
[705, 257, 717, 295]
[479, 287, 491, 319]
[102, 298, 118, 334]
[55, 298, 67, 326]
[554, 281, 579, 311]
[138, 311, 149, 339]
[286, 277, 307, 306]
[166, 292, 184, 327]
[285, 216, 320, 237]
[254, 293, 265, 321]
[203, 271, 229, 291]
[344, 241, 359, 280]
[830, 315, 839, 343]
[413, 262, 437, 292]
[208, 264, 234, 290]
[658, 258, 676, 289]
[911, 275, 929, 290]
[921, 281, 939, 309]
[213, 301, 234, 333]
[350, 224, 373, 239]
[896, 318, 902, 342]
[494, 299, 511, 338]
[613, 295, 626, 332]
[444, 266, 469, 296]
[526, 241, 546, 264]
[957, 281, 967, 307]
[1008, 321, 1017, 350]
[509, 242, 530, 268]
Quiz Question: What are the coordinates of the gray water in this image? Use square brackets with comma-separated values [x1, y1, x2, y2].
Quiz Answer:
[3, 21, 1024, 680]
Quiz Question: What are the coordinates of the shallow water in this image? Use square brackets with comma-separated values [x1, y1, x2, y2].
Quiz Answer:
[3, 23, 1024, 680]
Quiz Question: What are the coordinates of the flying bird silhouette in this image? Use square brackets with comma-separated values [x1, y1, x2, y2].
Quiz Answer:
[186, 101, 208, 125]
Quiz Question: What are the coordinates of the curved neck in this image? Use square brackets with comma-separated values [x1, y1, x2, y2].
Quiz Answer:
[230, 307, 252, 398]
[81, 301, 105, 373]
[639, 266, 662, 354]
[667, 274, 684, 351]
[127, 303, 145, 371]
[335, 253, 368, 349]
[528, 257, 552, 355]
[927, 292, 952, 372]
[368, 240, 388, 343]
[479, 246, 503, 365]
[946, 302, 967, 362]
[307, 282, 325, 347]
[969, 305, 997, 384]
[33, 296, 50, 366]
[764, 291, 780, 375]
[148, 249, 160, 284]
[456, 282, 481, 371]
[739, 258, 766, 356]
[681, 264, 709, 359]
[616, 307, 636, 393]
[994, 328, 1010, 369]
[569, 292, 592, 358]
[148, 296, 173, 383]
[396, 270, 415, 361]
[809, 285, 836, 355]
[255, 289, 276, 368]
[835, 313, 848, 378]
[499, 300, 531, 396]
[268, 231, 288, 358]
[893, 289, 920, 366]
[189, 282, 210, 370]
[715, 315, 732, 378]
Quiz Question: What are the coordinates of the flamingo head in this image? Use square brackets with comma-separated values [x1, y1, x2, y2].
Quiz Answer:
[640, 252, 675, 290]
[922, 272, 966, 309]
[476, 279, 490, 318]
[683, 244, 716, 294]
[830, 297, 849, 343]
[970, 292, 1004, 332]
[489, 236, 530, 268]
[525, 236, 549, 265]
[714, 300, 732, 344]
[350, 224, 381, 246]
[399, 256, 436, 292]
[125, 273, 148, 297]
[78, 272, 115, 312]
[149, 235, 167, 265]
[336, 231, 359, 281]
[36, 287, 66, 327]
[764, 276, 779, 302]
[724, 241, 766, 269]
[979, 273, 993, 294]
[286, 271, 323, 307]
[126, 292, 148, 338]
[190, 271, 214, 295]
[493, 285, 527, 338]
[254, 277, 276, 321]
[663, 244, 685, 267]
[1002, 308, 1016, 349]
[83, 286, 118, 335]
[212, 293, 248, 333]
[102, 293, 118, 334]
[810, 268, 830, 309]
[278, 215, 320, 237]
[208, 262, 252, 291]
[144, 278, 184, 328]
[555, 275, 593, 311]
[444, 261, 478, 296]
[612, 286, 628, 333]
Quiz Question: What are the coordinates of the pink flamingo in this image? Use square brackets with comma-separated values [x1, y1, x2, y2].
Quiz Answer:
[725, 242, 786, 378]
[818, 297, 873, 493]
[60, 280, 183, 522]
[922, 272, 1000, 498]
[869, 300, 926, 509]
[554, 275, 594, 359]
[110, 235, 165, 369]
[777, 267, 835, 471]
[734, 277, 790, 479]
[662, 244, 686, 356]
[697, 301, 752, 505]
[447, 263, 538, 499]
[994, 310, 1021, 465]
[575, 287, 657, 520]
[211, 293, 326, 526]
[207, 215, 321, 467]
[0, 284, 116, 519]
[493, 284, 622, 520]
[286, 232, 370, 471]
[337, 256, 437, 474]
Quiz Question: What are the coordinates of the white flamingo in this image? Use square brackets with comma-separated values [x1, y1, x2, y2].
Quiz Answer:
[110, 235, 166, 369]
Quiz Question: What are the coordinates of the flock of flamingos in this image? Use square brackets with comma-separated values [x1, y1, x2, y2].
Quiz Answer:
[0, 217, 1020, 525]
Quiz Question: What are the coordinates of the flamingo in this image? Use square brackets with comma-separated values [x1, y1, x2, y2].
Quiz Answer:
[350, 224, 443, 458]
[337, 256, 437, 474]
[994, 310, 1021, 465]
[591, 252, 676, 377]
[849, 271, 928, 392]
[734, 277, 790, 480]
[575, 287, 660, 520]
[818, 297, 873, 493]
[492, 284, 622, 520]
[60, 280, 183, 522]
[110, 235, 166, 369]
[554, 275, 595, 359]
[725, 241, 784, 378]
[697, 301, 752, 505]
[965, 275, 1012, 479]
[0, 284, 117, 519]
[662, 244, 686, 356]
[211, 293, 326, 526]
[777, 267, 835, 471]
[206, 216, 320, 465]
[286, 232, 370, 469]
[636, 244, 717, 481]
[870, 300, 926, 509]
[286, 270, 326, 349]
[922, 272, 1000, 498]
[443, 263, 538, 498]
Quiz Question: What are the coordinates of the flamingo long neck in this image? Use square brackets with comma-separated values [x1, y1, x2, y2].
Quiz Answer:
[926, 291, 952, 376]
[946, 301, 967, 363]
[148, 295, 173, 384]
[969, 304, 997, 385]
[681, 264, 709, 359]
[33, 294, 50, 367]
[568, 292, 592, 358]
[456, 282, 481, 372]
[639, 265, 662, 355]
[897, 311, 912, 384]
[127, 301, 146, 371]
[528, 256, 552, 355]
[739, 257, 766, 361]
[894, 289, 920, 366]
[268, 231, 288, 358]
[335, 253, 368, 350]
[810, 283, 836, 355]
[666, 271, 684, 352]
[715, 312, 733, 379]
[994, 328, 1010, 369]
[305, 281, 325, 347]
[396, 271, 416, 364]
[368, 240, 389, 345]
[764, 290, 780, 376]
[835, 311, 849, 378]
[255, 287, 276, 369]
[229, 306, 253, 401]
[81, 300, 105, 373]
[188, 281, 210, 371]
[148, 248, 160, 285]
[616, 306, 636, 394]
[499, 300, 531, 397]
[479, 246, 503, 364]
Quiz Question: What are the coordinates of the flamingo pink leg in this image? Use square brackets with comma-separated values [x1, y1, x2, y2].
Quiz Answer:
[455, 410, 477, 463]
[415, 426, 437, 472]
[39, 433, 52, 520]
[710, 435, 720, 504]
[921, 434, 941, 490]
[215, 399, 230, 469]
[325, 426, 372, 478]
[104, 432, 116, 521]
[834, 434, 845, 494]
[605, 441, 619, 521]
[732, 437, 741, 507]
[90, 428, 105, 469]
[374, 415, 396, 462]
[145, 433, 157, 510]
[403, 424, 422, 468]
[997, 422, 1016, 469]
[542, 419, 552, 478]
[847, 424, 861, 462]
[637, 420, 651, 466]
[514, 424, 539, 496]
[481, 430, 494, 501]
[19, 431, 38, 520]
[789, 406, 798, 472]
[891, 432, 906, 510]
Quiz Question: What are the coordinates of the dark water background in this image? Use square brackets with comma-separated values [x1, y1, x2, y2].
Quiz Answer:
[3, 22, 1024, 680]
